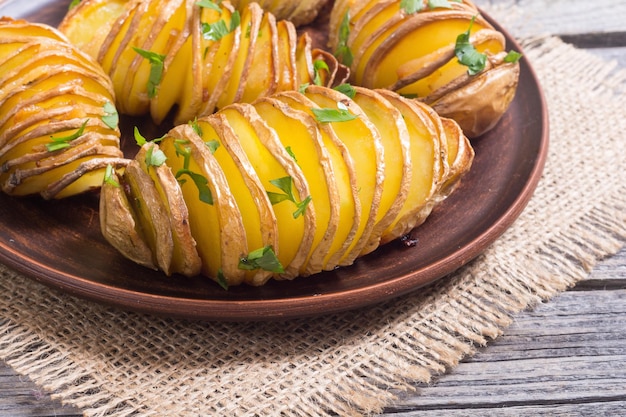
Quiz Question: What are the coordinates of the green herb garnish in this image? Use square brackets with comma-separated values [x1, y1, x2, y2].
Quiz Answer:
[201, 10, 240, 41]
[216, 269, 229, 290]
[504, 50, 522, 63]
[145, 144, 167, 168]
[335, 11, 353, 66]
[333, 83, 356, 99]
[238, 246, 284, 273]
[133, 47, 166, 98]
[103, 164, 119, 187]
[454, 17, 487, 75]
[267, 176, 311, 218]
[174, 140, 213, 205]
[68, 0, 81, 10]
[196, 0, 222, 12]
[101, 101, 119, 130]
[47, 119, 88, 152]
[205, 140, 220, 154]
[313, 60, 329, 86]
[311, 102, 357, 123]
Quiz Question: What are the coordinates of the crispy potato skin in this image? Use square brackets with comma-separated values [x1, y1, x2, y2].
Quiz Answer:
[102, 86, 473, 287]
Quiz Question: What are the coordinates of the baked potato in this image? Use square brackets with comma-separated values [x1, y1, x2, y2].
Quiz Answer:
[328, 0, 521, 137]
[59, 0, 347, 126]
[0, 17, 125, 199]
[100, 85, 474, 287]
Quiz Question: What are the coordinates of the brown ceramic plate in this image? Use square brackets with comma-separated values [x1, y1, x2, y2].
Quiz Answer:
[0, 0, 548, 321]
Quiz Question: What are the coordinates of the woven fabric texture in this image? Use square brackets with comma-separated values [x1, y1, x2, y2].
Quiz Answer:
[1, 28, 625, 417]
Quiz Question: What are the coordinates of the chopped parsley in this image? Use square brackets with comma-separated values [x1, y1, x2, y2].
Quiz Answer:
[454, 17, 487, 75]
[267, 176, 311, 219]
[47, 119, 88, 152]
[201, 10, 240, 41]
[101, 101, 119, 130]
[238, 246, 284, 273]
[145, 144, 167, 168]
[103, 164, 120, 187]
[173, 140, 213, 205]
[504, 50, 523, 63]
[313, 59, 329, 86]
[68, 0, 81, 10]
[335, 11, 353, 66]
[216, 269, 229, 290]
[133, 47, 166, 98]
[311, 102, 357, 123]
[196, 0, 222, 12]
[205, 139, 220, 154]
[401, 0, 460, 13]
[333, 83, 356, 99]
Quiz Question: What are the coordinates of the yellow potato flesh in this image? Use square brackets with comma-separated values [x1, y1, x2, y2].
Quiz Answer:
[274, 21, 297, 92]
[366, 19, 497, 89]
[201, 6, 239, 115]
[239, 12, 278, 103]
[58, 0, 127, 58]
[303, 87, 383, 265]
[377, 91, 442, 242]
[159, 135, 229, 281]
[396, 38, 505, 98]
[197, 118, 276, 285]
[273, 92, 359, 269]
[218, 4, 259, 109]
[350, 2, 400, 65]
[253, 98, 336, 274]
[147, 1, 192, 124]
[352, 87, 411, 255]
[53, 166, 109, 198]
[219, 106, 306, 272]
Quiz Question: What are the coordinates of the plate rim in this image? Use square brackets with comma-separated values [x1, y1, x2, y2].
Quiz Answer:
[0, 2, 549, 321]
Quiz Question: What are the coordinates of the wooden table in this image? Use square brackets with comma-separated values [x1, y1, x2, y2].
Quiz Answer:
[1, 0, 625, 415]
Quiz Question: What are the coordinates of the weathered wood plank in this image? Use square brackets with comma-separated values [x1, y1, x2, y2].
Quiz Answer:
[381, 289, 626, 415]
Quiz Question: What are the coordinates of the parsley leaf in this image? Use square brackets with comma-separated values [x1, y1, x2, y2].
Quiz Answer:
[205, 140, 220, 154]
[133, 47, 166, 98]
[201, 10, 240, 41]
[216, 269, 229, 290]
[68, 0, 81, 10]
[238, 246, 284, 273]
[266, 176, 311, 218]
[47, 119, 88, 152]
[311, 102, 357, 123]
[504, 50, 522, 63]
[101, 101, 119, 130]
[195, 0, 222, 12]
[400, 0, 422, 14]
[333, 83, 356, 99]
[313, 59, 329, 86]
[134, 126, 148, 146]
[145, 144, 167, 168]
[335, 11, 353, 66]
[103, 164, 120, 187]
[176, 169, 213, 204]
[454, 17, 487, 75]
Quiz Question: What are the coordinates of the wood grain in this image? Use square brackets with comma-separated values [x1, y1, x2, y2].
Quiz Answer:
[0, 0, 625, 415]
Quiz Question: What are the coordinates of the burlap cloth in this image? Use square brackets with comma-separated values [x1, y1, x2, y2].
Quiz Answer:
[1, 11, 626, 417]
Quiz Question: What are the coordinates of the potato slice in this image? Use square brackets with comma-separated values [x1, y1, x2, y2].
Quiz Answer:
[58, 0, 129, 59]
[253, 97, 340, 275]
[437, 117, 474, 199]
[99, 163, 156, 270]
[161, 125, 248, 286]
[272, 91, 361, 270]
[376, 89, 444, 243]
[122, 159, 175, 274]
[194, 116, 278, 286]
[351, 86, 411, 256]
[218, 104, 315, 278]
[218, 3, 263, 108]
[135, 143, 202, 277]
[302, 85, 383, 267]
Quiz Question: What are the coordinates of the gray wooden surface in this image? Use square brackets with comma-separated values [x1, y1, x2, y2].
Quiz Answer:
[1, 0, 625, 416]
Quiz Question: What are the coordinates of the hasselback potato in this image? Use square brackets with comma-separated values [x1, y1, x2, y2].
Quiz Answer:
[0, 17, 125, 199]
[59, 0, 347, 126]
[328, 0, 521, 137]
[100, 85, 473, 287]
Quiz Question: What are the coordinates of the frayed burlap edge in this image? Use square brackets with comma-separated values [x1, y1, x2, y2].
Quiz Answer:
[0, 36, 625, 417]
